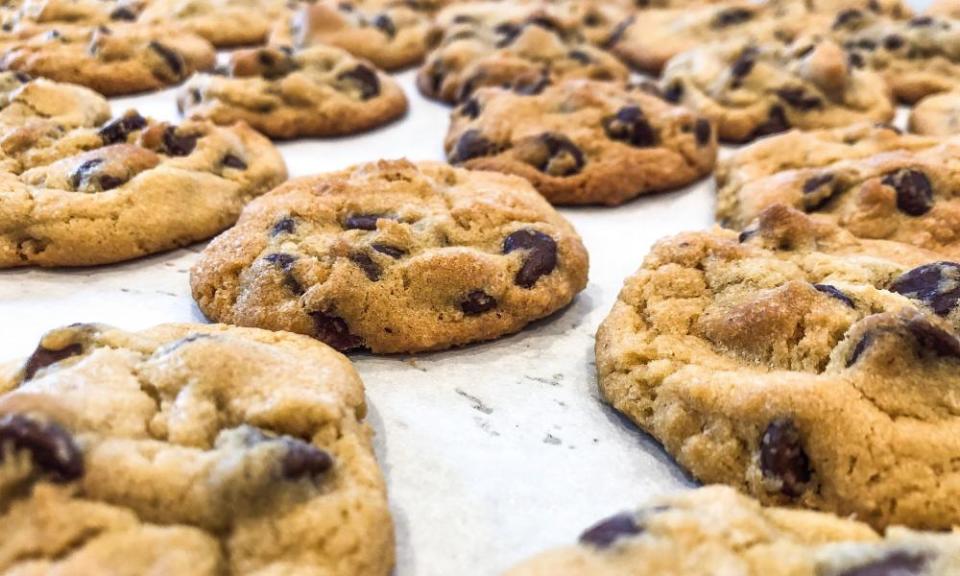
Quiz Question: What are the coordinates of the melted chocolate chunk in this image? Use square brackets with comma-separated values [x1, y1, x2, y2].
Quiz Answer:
[372, 243, 406, 259]
[161, 126, 198, 156]
[349, 252, 381, 281]
[148, 41, 185, 79]
[310, 311, 363, 351]
[730, 49, 757, 80]
[907, 317, 960, 360]
[603, 106, 657, 147]
[109, 5, 137, 20]
[835, 551, 928, 576]
[450, 129, 497, 164]
[371, 13, 396, 38]
[759, 418, 811, 497]
[344, 213, 384, 231]
[503, 229, 558, 288]
[23, 342, 84, 380]
[802, 173, 837, 211]
[337, 65, 381, 100]
[814, 284, 855, 307]
[711, 7, 753, 28]
[882, 168, 933, 216]
[751, 105, 790, 139]
[460, 290, 497, 315]
[271, 217, 295, 236]
[535, 133, 584, 177]
[222, 154, 247, 169]
[663, 82, 684, 103]
[98, 112, 147, 144]
[264, 253, 303, 294]
[889, 262, 960, 316]
[69, 158, 102, 189]
[776, 87, 823, 110]
[568, 49, 592, 64]
[579, 512, 642, 548]
[280, 438, 334, 479]
[494, 22, 522, 48]
[847, 331, 875, 366]
[459, 97, 481, 119]
[694, 118, 712, 146]
[0, 414, 84, 482]
[256, 48, 296, 80]
[833, 8, 864, 28]
[883, 34, 904, 50]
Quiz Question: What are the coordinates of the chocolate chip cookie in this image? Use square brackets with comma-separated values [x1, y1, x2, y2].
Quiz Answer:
[909, 91, 960, 136]
[506, 486, 960, 576]
[138, 0, 288, 47]
[715, 129, 960, 257]
[596, 204, 960, 530]
[418, 1, 629, 104]
[445, 79, 717, 206]
[0, 24, 216, 96]
[0, 71, 110, 129]
[190, 159, 589, 353]
[660, 37, 895, 143]
[271, 0, 439, 71]
[926, 0, 960, 18]
[0, 110, 287, 267]
[0, 322, 394, 575]
[178, 45, 407, 140]
[0, 0, 146, 30]
[834, 12, 960, 103]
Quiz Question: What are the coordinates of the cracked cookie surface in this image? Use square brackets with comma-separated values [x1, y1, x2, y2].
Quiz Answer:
[0, 109, 286, 267]
[596, 205, 960, 530]
[0, 24, 216, 96]
[445, 79, 717, 206]
[0, 70, 109, 129]
[714, 126, 960, 257]
[178, 45, 407, 139]
[506, 486, 960, 576]
[138, 0, 288, 47]
[190, 159, 589, 354]
[0, 322, 394, 575]
[660, 37, 895, 143]
[417, 1, 629, 104]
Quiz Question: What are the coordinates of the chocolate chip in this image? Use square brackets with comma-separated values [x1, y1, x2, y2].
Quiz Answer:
[711, 7, 753, 28]
[663, 82, 684, 103]
[833, 8, 863, 28]
[23, 342, 83, 380]
[909, 15, 934, 26]
[450, 129, 496, 164]
[310, 311, 363, 351]
[264, 253, 303, 294]
[148, 41, 185, 79]
[337, 65, 380, 100]
[603, 16, 634, 49]
[814, 284, 855, 307]
[256, 49, 296, 80]
[776, 87, 822, 110]
[349, 252, 381, 281]
[883, 34, 904, 50]
[69, 158, 102, 190]
[730, 49, 757, 79]
[535, 133, 584, 177]
[344, 213, 384, 231]
[503, 229, 558, 288]
[889, 262, 960, 316]
[603, 106, 657, 148]
[271, 217, 295, 236]
[579, 512, 642, 548]
[568, 49, 592, 64]
[694, 118, 712, 146]
[109, 5, 137, 20]
[372, 13, 396, 38]
[372, 243, 405, 258]
[907, 317, 960, 360]
[751, 105, 790, 139]
[459, 97, 481, 119]
[494, 22, 522, 47]
[848, 51, 866, 68]
[161, 126, 197, 156]
[460, 290, 496, 315]
[835, 551, 928, 576]
[512, 73, 549, 96]
[98, 112, 147, 144]
[222, 154, 246, 169]
[802, 173, 837, 211]
[0, 414, 84, 482]
[280, 438, 334, 479]
[452, 14, 475, 24]
[13, 71, 31, 83]
[882, 168, 933, 216]
[738, 228, 758, 243]
[759, 418, 811, 498]
[847, 331, 875, 366]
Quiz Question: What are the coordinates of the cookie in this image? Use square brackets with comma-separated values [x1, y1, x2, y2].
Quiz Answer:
[604, 1, 823, 75]
[506, 486, 960, 576]
[926, 0, 960, 18]
[834, 12, 960, 103]
[0, 24, 216, 96]
[445, 79, 717, 206]
[0, 71, 110, 129]
[178, 45, 407, 140]
[596, 204, 960, 530]
[190, 159, 589, 354]
[909, 91, 960, 136]
[138, 0, 288, 47]
[0, 110, 287, 267]
[0, 322, 394, 575]
[0, 0, 146, 30]
[659, 37, 895, 143]
[418, 2, 629, 104]
[271, 0, 439, 71]
[715, 129, 960, 257]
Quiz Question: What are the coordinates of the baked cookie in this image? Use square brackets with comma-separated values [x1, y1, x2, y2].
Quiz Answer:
[0, 71, 110, 129]
[445, 79, 717, 206]
[190, 159, 589, 354]
[138, 0, 288, 47]
[0, 24, 216, 96]
[0, 110, 287, 267]
[0, 322, 394, 575]
[909, 91, 960, 136]
[178, 45, 407, 140]
[659, 38, 895, 143]
[418, 2, 629, 104]
[715, 132, 960, 257]
[271, 0, 439, 71]
[604, 1, 825, 75]
[927, 0, 960, 18]
[596, 204, 960, 530]
[834, 12, 960, 103]
[506, 486, 960, 576]
[0, 0, 146, 30]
